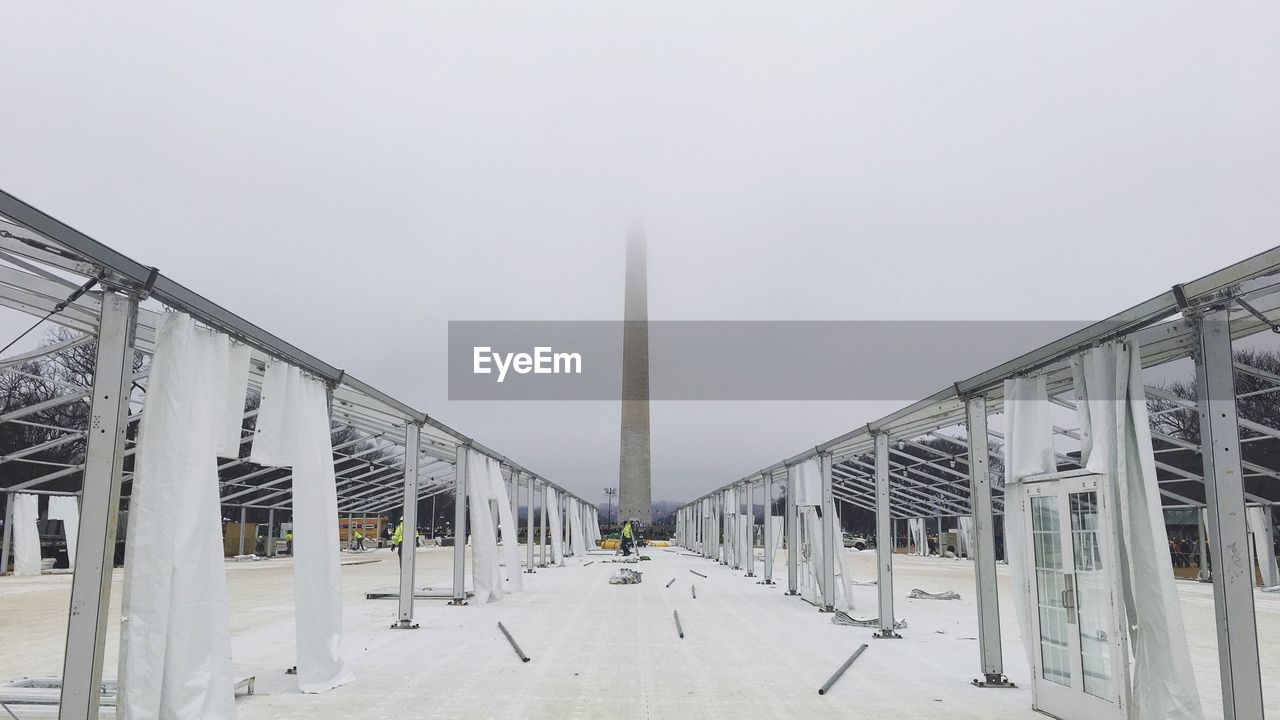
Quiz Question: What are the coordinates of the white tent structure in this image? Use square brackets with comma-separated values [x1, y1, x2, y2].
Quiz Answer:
[0, 191, 598, 719]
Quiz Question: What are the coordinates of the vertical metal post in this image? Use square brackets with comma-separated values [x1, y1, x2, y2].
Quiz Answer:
[1194, 307, 1264, 720]
[761, 473, 773, 584]
[786, 466, 798, 595]
[394, 423, 421, 628]
[819, 453, 835, 612]
[560, 495, 569, 558]
[744, 482, 755, 577]
[509, 469, 518, 562]
[59, 291, 137, 719]
[266, 508, 275, 557]
[238, 506, 247, 556]
[873, 433, 899, 638]
[1198, 507, 1211, 582]
[967, 396, 1009, 686]
[538, 481, 548, 567]
[1, 492, 13, 575]
[525, 475, 536, 573]
[451, 444, 468, 605]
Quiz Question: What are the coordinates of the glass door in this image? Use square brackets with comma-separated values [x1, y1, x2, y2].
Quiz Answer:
[1022, 472, 1126, 720]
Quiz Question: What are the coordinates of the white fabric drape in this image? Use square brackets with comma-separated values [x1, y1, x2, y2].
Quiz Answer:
[545, 485, 564, 566]
[792, 458, 821, 507]
[1247, 506, 1278, 588]
[1002, 375, 1056, 670]
[466, 452, 502, 602]
[1073, 342, 1202, 719]
[956, 515, 975, 559]
[907, 518, 927, 556]
[568, 499, 587, 559]
[488, 460, 523, 593]
[47, 496, 79, 571]
[214, 342, 251, 458]
[12, 493, 41, 577]
[769, 516, 785, 563]
[796, 501, 852, 610]
[250, 358, 354, 694]
[119, 313, 236, 718]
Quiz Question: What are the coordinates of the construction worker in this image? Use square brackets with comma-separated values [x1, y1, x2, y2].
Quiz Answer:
[620, 520, 634, 557]
[354, 528, 365, 551]
[285, 530, 293, 555]
[391, 521, 404, 565]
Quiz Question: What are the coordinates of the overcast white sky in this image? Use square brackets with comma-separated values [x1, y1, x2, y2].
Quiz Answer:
[2, 3, 1278, 505]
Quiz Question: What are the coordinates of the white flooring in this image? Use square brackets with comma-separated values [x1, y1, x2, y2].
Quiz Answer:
[1, 545, 1276, 718]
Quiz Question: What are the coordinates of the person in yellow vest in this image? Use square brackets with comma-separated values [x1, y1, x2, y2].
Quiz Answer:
[354, 528, 365, 551]
[285, 530, 293, 555]
[620, 520, 634, 556]
[391, 521, 404, 565]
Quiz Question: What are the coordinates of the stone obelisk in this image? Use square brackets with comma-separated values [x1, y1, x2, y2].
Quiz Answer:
[618, 223, 652, 524]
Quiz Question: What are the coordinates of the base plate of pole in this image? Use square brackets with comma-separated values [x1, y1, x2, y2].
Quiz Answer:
[391, 620, 420, 630]
[872, 629, 902, 639]
[972, 674, 1015, 688]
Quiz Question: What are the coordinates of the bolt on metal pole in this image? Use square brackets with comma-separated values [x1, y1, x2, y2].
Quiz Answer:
[1194, 308, 1264, 720]
[59, 291, 138, 720]
[967, 395, 1010, 686]
[873, 433, 899, 638]
[451, 445, 468, 605]
[394, 423, 421, 628]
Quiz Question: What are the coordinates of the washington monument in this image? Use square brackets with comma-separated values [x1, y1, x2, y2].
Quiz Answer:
[618, 223, 652, 524]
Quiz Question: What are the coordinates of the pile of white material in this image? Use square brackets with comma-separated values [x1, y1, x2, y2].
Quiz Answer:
[831, 611, 908, 629]
[908, 588, 961, 600]
[609, 568, 643, 585]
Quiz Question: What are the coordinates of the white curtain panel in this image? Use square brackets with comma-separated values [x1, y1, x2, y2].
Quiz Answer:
[214, 341, 251, 458]
[1246, 506, 1278, 588]
[47, 496, 79, 571]
[545, 485, 564, 566]
[12, 493, 41, 577]
[769, 516, 785, 562]
[568, 498, 587, 560]
[1073, 342, 1203, 719]
[466, 452, 502, 601]
[487, 460, 522, 593]
[793, 457, 821, 507]
[956, 516, 975, 559]
[1002, 374, 1056, 671]
[908, 518, 927, 556]
[250, 357, 354, 694]
[119, 313, 236, 718]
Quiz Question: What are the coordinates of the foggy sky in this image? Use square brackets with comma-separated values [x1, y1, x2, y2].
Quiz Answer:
[2, 3, 1278, 506]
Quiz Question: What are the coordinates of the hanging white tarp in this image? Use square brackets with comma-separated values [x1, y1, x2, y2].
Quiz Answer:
[1073, 342, 1202, 719]
[12, 493, 40, 577]
[797, 501, 852, 610]
[568, 498, 587, 559]
[907, 518, 928, 556]
[119, 313, 235, 718]
[487, 460, 523, 593]
[214, 341, 251, 458]
[793, 457, 821, 506]
[47, 496, 78, 571]
[769, 515, 784, 562]
[466, 452, 503, 601]
[251, 358, 354, 694]
[956, 515, 974, 559]
[1247, 506, 1278, 588]
[545, 485, 564, 566]
[1002, 374, 1056, 670]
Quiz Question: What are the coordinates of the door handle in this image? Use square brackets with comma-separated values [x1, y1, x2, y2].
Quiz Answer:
[1061, 573, 1076, 624]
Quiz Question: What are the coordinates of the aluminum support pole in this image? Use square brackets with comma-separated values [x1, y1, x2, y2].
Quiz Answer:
[820, 453, 835, 612]
[873, 433, 900, 638]
[265, 508, 275, 557]
[59, 291, 138, 720]
[761, 473, 774, 584]
[538, 481, 548, 567]
[561, 495, 569, 558]
[394, 423, 421, 628]
[238, 507, 247, 556]
[524, 474, 536, 573]
[744, 483, 755, 577]
[451, 445, 468, 605]
[509, 469, 519, 566]
[786, 466, 799, 595]
[1194, 308, 1263, 720]
[1, 492, 13, 575]
[430, 494, 437, 540]
[1198, 508, 1211, 582]
[967, 396, 1010, 686]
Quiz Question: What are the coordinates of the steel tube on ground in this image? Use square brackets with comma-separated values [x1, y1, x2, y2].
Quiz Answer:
[673, 610, 684, 639]
[818, 644, 868, 695]
[498, 622, 530, 663]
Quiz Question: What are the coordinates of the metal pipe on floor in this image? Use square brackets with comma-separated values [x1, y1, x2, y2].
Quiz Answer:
[690, 570, 707, 578]
[818, 644, 868, 695]
[691, 585, 696, 599]
[673, 610, 684, 639]
[498, 622, 530, 663]
[666, 578, 675, 588]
